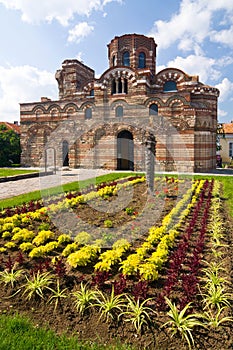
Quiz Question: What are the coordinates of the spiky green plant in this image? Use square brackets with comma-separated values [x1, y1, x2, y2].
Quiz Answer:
[119, 296, 155, 334]
[0, 268, 24, 288]
[93, 287, 126, 322]
[47, 279, 68, 311]
[201, 306, 233, 328]
[23, 271, 53, 300]
[201, 284, 232, 310]
[72, 282, 98, 315]
[201, 269, 229, 288]
[201, 260, 225, 274]
[162, 297, 204, 350]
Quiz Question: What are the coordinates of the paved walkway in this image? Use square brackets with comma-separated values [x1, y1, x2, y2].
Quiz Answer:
[0, 168, 113, 200]
[0, 167, 233, 200]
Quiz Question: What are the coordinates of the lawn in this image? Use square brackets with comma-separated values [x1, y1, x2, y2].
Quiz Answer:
[0, 168, 38, 177]
[0, 173, 232, 349]
[0, 172, 136, 210]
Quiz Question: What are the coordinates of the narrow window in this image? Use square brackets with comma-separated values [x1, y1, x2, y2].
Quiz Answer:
[123, 51, 130, 66]
[90, 89, 94, 96]
[138, 52, 146, 68]
[163, 81, 177, 92]
[111, 79, 116, 94]
[229, 142, 233, 158]
[118, 78, 122, 93]
[124, 78, 128, 94]
[112, 55, 116, 66]
[85, 107, 92, 119]
[62, 140, 69, 167]
[116, 106, 123, 117]
[149, 103, 158, 115]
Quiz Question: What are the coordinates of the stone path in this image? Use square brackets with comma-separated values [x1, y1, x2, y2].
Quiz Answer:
[0, 167, 233, 201]
[0, 168, 112, 200]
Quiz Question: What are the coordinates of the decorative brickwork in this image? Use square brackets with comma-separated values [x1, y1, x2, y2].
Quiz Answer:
[20, 34, 219, 172]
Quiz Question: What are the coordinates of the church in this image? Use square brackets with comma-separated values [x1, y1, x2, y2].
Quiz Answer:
[20, 33, 219, 172]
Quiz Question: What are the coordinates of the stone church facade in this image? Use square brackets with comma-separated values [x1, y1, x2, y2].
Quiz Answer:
[20, 34, 219, 172]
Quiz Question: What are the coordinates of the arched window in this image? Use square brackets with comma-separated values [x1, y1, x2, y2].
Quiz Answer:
[62, 140, 69, 167]
[90, 89, 94, 97]
[124, 78, 128, 94]
[118, 78, 122, 93]
[112, 55, 116, 66]
[115, 106, 123, 117]
[122, 51, 130, 66]
[111, 79, 116, 94]
[51, 109, 59, 118]
[85, 107, 92, 119]
[35, 109, 42, 119]
[149, 103, 158, 115]
[67, 108, 75, 118]
[138, 52, 146, 68]
[163, 81, 177, 92]
[117, 130, 134, 170]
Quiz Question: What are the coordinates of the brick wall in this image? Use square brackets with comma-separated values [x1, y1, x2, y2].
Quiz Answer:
[20, 34, 219, 173]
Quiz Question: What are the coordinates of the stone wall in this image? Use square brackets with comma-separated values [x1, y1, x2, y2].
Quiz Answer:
[20, 34, 219, 173]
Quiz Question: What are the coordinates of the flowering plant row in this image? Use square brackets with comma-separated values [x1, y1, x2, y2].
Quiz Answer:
[119, 180, 205, 279]
[157, 179, 214, 308]
[0, 176, 145, 259]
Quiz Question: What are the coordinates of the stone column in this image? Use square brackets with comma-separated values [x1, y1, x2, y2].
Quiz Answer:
[116, 78, 119, 93]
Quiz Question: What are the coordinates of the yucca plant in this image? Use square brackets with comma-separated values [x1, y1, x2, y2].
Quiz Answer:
[201, 305, 233, 328]
[162, 297, 204, 349]
[211, 248, 224, 259]
[23, 271, 53, 300]
[0, 268, 24, 288]
[201, 260, 225, 275]
[93, 287, 126, 322]
[201, 269, 229, 288]
[47, 279, 68, 311]
[119, 295, 155, 334]
[201, 284, 232, 310]
[72, 282, 98, 315]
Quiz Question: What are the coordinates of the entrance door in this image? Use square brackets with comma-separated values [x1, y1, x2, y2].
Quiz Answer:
[117, 130, 134, 170]
[62, 140, 69, 166]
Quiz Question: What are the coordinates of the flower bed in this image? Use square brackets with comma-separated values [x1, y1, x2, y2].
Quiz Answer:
[0, 176, 232, 350]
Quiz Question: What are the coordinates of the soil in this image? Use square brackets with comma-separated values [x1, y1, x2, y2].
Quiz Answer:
[0, 179, 233, 350]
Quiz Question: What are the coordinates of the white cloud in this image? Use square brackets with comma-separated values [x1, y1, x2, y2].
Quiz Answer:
[148, 0, 233, 52]
[216, 56, 233, 67]
[218, 108, 227, 118]
[0, 65, 57, 122]
[215, 78, 233, 103]
[75, 52, 84, 61]
[164, 55, 219, 82]
[148, 1, 211, 51]
[210, 26, 233, 47]
[68, 22, 94, 43]
[0, 0, 121, 26]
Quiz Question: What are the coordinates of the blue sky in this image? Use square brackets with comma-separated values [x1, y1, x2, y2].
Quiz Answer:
[0, 0, 233, 123]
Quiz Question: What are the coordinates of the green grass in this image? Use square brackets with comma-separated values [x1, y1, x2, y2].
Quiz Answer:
[0, 168, 38, 177]
[0, 172, 139, 210]
[218, 176, 233, 217]
[0, 314, 133, 350]
[192, 175, 233, 217]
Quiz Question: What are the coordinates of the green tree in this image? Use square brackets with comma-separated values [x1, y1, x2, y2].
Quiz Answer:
[0, 126, 21, 166]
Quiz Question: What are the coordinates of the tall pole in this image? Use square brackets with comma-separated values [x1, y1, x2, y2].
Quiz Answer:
[145, 134, 156, 195]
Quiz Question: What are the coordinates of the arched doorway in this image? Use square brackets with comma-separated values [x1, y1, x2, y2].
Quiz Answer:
[117, 130, 134, 170]
[62, 140, 69, 167]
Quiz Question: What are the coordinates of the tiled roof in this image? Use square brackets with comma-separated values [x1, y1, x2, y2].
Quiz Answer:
[0, 121, 20, 134]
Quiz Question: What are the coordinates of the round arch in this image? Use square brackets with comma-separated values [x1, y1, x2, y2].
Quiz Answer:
[117, 130, 134, 170]
[62, 140, 69, 167]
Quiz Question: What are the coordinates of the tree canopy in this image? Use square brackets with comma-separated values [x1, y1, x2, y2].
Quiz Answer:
[0, 125, 21, 166]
